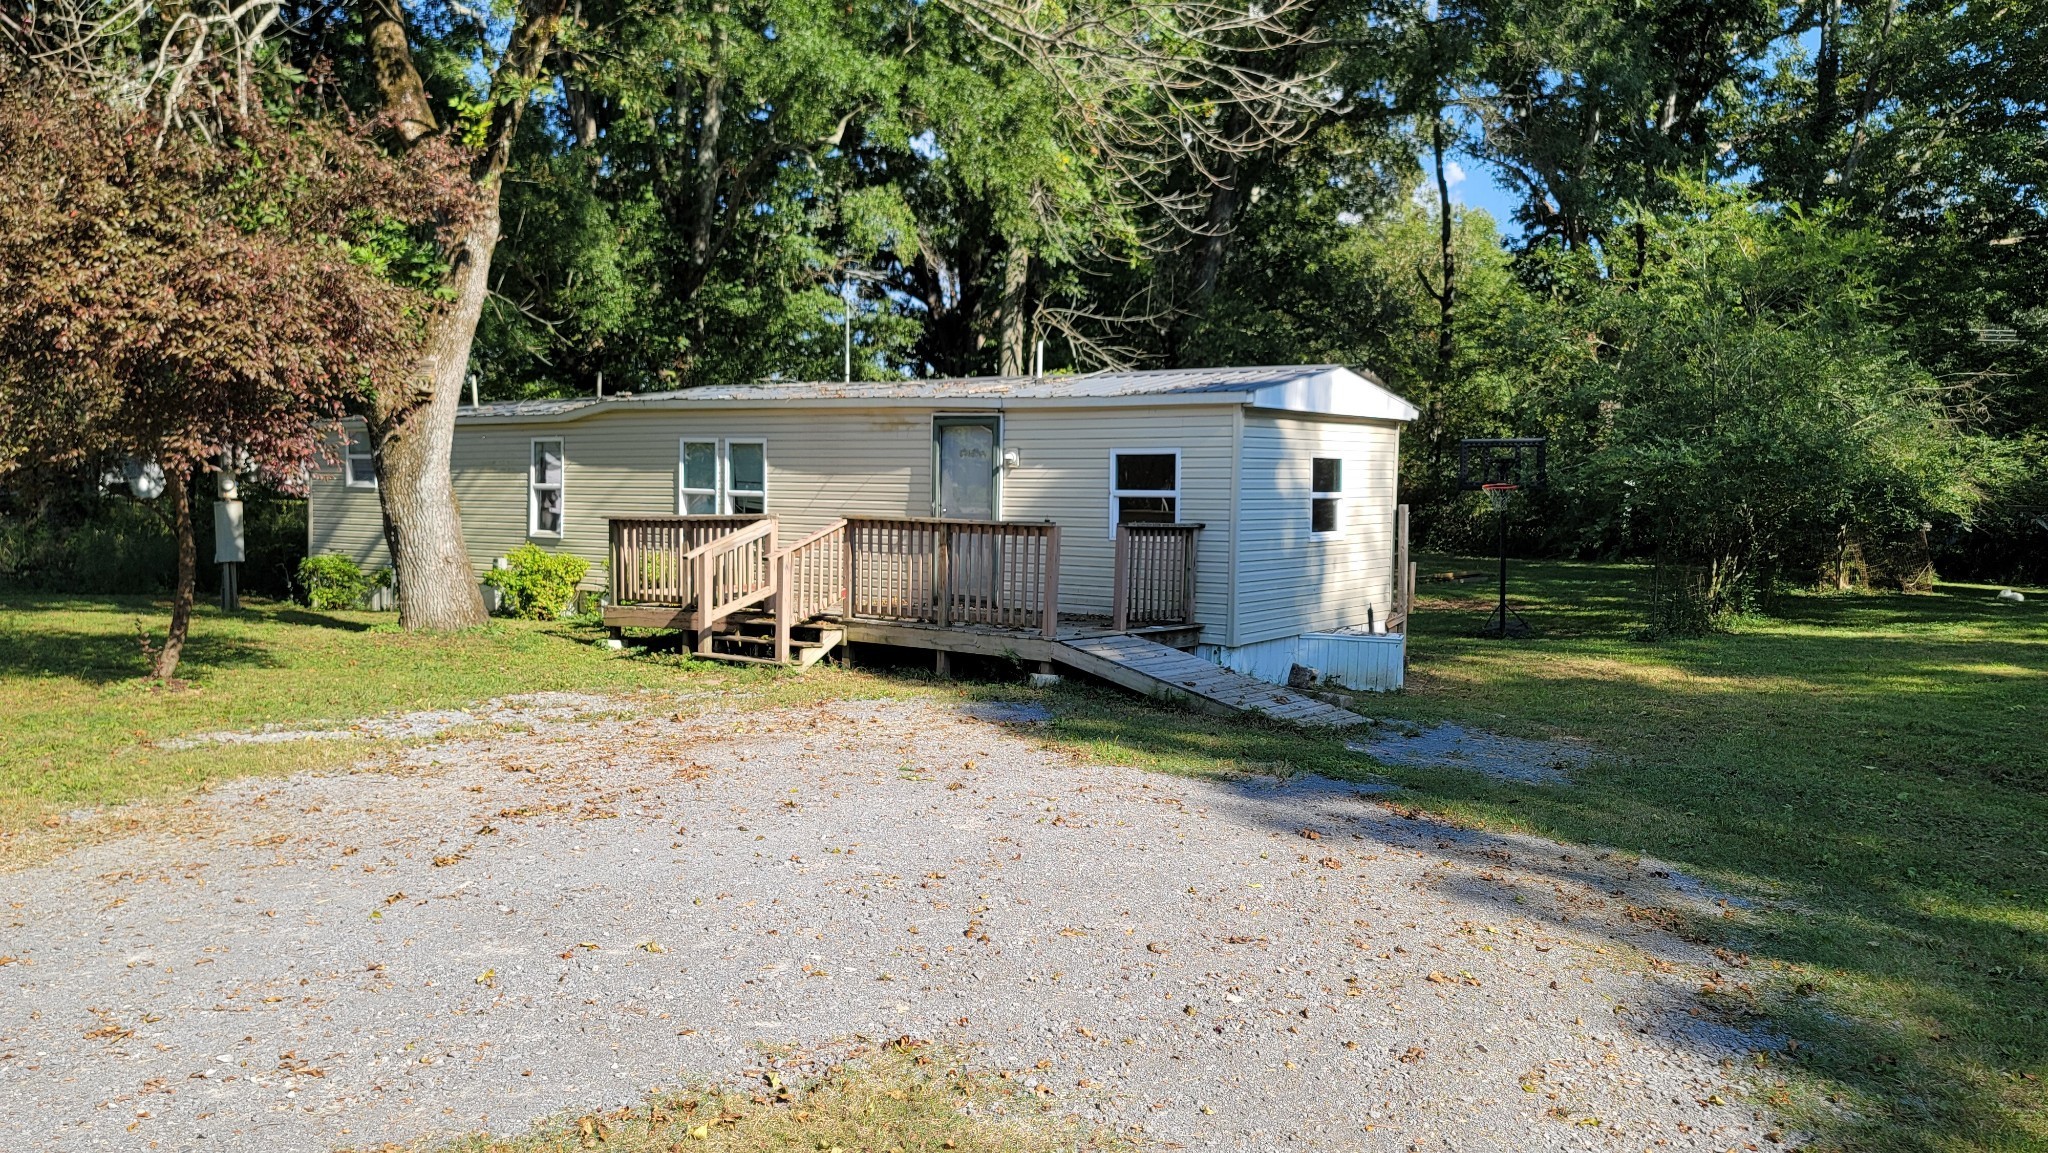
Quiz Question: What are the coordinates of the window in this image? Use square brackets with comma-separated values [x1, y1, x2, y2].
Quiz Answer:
[679, 440, 718, 514]
[1110, 450, 1178, 534]
[725, 440, 766, 514]
[1311, 457, 1342, 536]
[530, 438, 564, 536]
[344, 431, 376, 488]
[676, 438, 768, 515]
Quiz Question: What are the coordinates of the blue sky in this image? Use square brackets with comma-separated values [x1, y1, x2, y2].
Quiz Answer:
[1443, 150, 1525, 237]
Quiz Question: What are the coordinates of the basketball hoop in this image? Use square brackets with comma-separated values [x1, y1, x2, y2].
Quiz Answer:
[1481, 482, 1519, 512]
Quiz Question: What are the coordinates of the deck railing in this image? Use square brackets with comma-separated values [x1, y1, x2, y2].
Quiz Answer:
[772, 519, 848, 662]
[609, 515, 769, 606]
[688, 518, 778, 648]
[1112, 522, 1202, 631]
[846, 517, 1061, 639]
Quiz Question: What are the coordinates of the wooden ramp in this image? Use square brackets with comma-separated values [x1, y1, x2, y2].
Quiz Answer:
[1054, 632, 1366, 727]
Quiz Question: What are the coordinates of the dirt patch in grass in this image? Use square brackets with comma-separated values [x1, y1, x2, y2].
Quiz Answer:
[378, 1041, 1127, 1153]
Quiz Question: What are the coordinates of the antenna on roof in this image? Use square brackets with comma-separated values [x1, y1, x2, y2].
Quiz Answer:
[596, 371, 604, 398]
[842, 279, 854, 383]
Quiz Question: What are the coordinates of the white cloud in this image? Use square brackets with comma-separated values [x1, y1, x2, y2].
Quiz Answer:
[1443, 160, 1466, 187]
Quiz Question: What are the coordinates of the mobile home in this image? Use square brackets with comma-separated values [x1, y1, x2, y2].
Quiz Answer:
[309, 365, 1419, 705]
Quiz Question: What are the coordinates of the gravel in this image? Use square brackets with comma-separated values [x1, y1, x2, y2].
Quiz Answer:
[1, 694, 1786, 1151]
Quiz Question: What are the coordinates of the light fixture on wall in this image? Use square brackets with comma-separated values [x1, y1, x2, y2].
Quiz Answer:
[1001, 447, 1021, 470]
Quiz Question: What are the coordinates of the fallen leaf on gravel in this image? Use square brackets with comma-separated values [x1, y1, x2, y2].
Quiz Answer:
[383, 892, 406, 906]
[475, 969, 496, 987]
[431, 854, 462, 867]
[1319, 857, 1343, 869]
[1222, 935, 1267, 945]
[576, 941, 600, 950]
[638, 939, 665, 953]
[1399, 1046, 1425, 1063]
[1146, 941, 1170, 954]
[1426, 971, 1451, 984]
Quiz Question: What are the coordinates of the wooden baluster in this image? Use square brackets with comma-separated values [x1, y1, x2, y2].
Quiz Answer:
[1182, 527, 1198, 625]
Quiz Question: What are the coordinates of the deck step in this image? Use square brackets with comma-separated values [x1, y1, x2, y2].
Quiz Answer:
[1053, 633, 1365, 727]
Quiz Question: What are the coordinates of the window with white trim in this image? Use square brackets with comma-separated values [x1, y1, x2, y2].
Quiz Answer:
[676, 438, 768, 515]
[679, 440, 718, 514]
[725, 440, 766, 514]
[1110, 450, 1178, 534]
[1311, 457, 1342, 536]
[344, 431, 376, 488]
[530, 438, 564, 536]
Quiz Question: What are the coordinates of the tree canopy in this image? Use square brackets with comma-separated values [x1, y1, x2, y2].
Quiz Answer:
[3, 0, 2042, 616]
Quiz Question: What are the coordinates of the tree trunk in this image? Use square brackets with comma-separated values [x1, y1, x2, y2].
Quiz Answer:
[154, 464, 196, 680]
[999, 245, 1030, 375]
[1431, 111, 1456, 387]
[355, 0, 561, 630]
[369, 191, 501, 631]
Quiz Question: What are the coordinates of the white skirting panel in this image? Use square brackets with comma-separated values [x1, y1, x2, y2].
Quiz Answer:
[1197, 631, 1406, 692]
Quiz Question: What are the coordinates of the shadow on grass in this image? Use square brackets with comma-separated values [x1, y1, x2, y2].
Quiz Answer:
[264, 608, 379, 633]
[0, 623, 280, 685]
[1023, 570, 2048, 1153]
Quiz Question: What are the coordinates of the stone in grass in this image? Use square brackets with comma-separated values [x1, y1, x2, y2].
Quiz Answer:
[1998, 588, 2026, 603]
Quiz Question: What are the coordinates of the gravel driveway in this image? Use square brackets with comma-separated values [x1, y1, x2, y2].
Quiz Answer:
[0, 692, 1783, 1151]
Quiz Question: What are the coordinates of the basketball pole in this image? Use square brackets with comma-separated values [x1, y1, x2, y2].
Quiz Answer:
[1494, 498, 1508, 638]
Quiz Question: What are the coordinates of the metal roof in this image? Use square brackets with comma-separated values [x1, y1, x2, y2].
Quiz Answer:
[459, 365, 1416, 422]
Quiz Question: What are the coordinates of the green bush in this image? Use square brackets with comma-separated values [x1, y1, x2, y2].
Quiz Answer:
[297, 554, 391, 610]
[483, 542, 590, 620]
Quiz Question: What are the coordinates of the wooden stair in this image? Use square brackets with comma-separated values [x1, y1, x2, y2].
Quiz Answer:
[699, 611, 843, 669]
[1054, 632, 1366, 727]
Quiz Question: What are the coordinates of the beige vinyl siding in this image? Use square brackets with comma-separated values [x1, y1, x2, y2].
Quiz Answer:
[304, 404, 1242, 634]
[306, 421, 391, 571]
[456, 407, 933, 588]
[1232, 411, 1401, 645]
[999, 405, 1235, 637]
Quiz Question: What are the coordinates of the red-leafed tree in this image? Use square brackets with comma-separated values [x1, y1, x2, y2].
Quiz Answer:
[0, 74, 473, 679]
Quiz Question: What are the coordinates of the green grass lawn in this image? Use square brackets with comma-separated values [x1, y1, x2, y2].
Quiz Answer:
[5, 565, 2045, 1152]
[0, 593, 891, 845]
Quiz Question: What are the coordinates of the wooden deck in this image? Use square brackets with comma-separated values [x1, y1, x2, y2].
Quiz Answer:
[601, 512, 1367, 727]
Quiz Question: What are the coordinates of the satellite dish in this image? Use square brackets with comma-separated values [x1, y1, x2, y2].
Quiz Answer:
[123, 457, 166, 500]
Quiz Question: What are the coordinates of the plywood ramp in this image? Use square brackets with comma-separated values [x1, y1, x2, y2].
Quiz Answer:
[1054, 633, 1366, 727]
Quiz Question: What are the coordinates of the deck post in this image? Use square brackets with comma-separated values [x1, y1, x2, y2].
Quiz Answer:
[1042, 523, 1061, 640]
[1110, 525, 1129, 633]
[693, 546, 713, 656]
[1181, 527, 1199, 626]
[934, 522, 952, 628]
[609, 520, 622, 606]
[774, 549, 793, 665]
[1394, 502, 1411, 633]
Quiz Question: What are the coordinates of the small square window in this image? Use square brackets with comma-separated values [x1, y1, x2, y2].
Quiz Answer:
[1110, 451, 1178, 534]
[344, 433, 376, 488]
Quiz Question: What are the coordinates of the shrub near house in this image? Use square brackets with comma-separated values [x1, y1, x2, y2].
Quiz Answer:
[484, 543, 590, 620]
